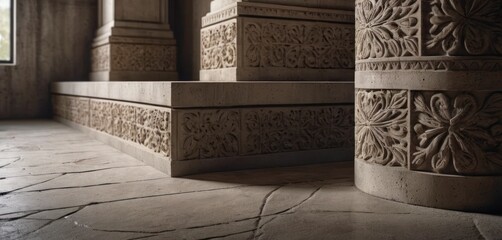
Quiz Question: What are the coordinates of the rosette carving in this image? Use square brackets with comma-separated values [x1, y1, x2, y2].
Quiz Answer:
[427, 0, 502, 56]
[413, 93, 502, 175]
[355, 90, 409, 167]
[355, 0, 420, 60]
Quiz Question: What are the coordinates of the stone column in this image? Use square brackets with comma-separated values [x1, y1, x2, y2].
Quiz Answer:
[90, 0, 178, 81]
[354, 0, 502, 212]
[200, 0, 355, 81]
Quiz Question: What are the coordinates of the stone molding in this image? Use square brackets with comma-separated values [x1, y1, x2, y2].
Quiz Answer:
[202, 2, 355, 27]
[53, 95, 354, 163]
[356, 58, 502, 72]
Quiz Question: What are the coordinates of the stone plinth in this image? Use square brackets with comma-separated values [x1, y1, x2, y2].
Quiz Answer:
[90, 0, 178, 81]
[354, 0, 502, 212]
[200, 0, 355, 81]
[52, 81, 354, 176]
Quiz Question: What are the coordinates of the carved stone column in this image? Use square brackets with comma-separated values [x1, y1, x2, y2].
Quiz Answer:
[90, 0, 178, 81]
[354, 0, 502, 212]
[200, 0, 355, 81]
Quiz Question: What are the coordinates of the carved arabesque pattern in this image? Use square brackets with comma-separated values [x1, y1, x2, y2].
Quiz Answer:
[201, 21, 238, 70]
[111, 44, 177, 72]
[355, 90, 409, 167]
[244, 21, 355, 69]
[427, 0, 502, 56]
[242, 107, 354, 155]
[413, 92, 502, 175]
[355, 0, 420, 60]
[180, 110, 240, 160]
[53, 96, 171, 157]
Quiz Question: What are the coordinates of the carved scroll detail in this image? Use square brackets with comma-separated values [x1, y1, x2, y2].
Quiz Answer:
[244, 21, 355, 69]
[201, 20, 238, 70]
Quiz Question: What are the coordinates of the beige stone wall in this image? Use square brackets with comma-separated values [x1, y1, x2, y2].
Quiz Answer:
[0, 0, 97, 119]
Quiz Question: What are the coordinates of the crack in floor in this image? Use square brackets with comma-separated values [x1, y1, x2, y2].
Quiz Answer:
[0, 174, 65, 196]
[473, 219, 488, 240]
[255, 185, 324, 240]
[0, 164, 146, 179]
[251, 185, 283, 239]
[17, 177, 171, 193]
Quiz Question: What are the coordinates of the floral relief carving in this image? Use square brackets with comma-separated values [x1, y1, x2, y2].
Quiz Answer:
[244, 21, 354, 69]
[53, 96, 171, 157]
[110, 44, 176, 72]
[355, 0, 420, 60]
[201, 21, 238, 70]
[355, 90, 409, 167]
[242, 107, 354, 155]
[413, 92, 502, 175]
[426, 0, 502, 56]
[180, 110, 240, 160]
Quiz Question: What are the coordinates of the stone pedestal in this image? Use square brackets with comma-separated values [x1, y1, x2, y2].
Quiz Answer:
[90, 0, 178, 81]
[200, 0, 355, 81]
[354, 0, 502, 212]
[52, 81, 354, 176]
[52, 0, 357, 176]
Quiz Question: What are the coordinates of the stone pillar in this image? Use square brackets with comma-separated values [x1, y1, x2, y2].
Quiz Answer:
[90, 0, 178, 81]
[200, 0, 355, 81]
[354, 0, 502, 212]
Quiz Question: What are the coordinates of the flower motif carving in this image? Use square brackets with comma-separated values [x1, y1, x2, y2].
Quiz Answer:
[244, 21, 355, 69]
[427, 0, 502, 56]
[201, 21, 238, 70]
[355, 90, 409, 167]
[413, 93, 502, 175]
[181, 110, 240, 160]
[355, 0, 420, 60]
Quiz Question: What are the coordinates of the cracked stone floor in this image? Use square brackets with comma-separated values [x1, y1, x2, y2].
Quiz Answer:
[1, 121, 501, 240]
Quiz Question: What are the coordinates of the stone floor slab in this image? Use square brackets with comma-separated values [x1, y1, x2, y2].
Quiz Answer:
[0, 120, 501, 240]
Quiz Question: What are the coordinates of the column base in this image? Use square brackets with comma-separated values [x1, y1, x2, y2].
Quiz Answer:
[355, 160, 502, 213]
[52, 81, 355, 176]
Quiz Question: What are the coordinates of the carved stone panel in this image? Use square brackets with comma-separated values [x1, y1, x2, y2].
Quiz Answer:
[200, 2, 355, 81]
[411, 91, 502, 175]
[241, 107, 353, 155]
[176, 106, 354, 161]
[355, 0, 502, 72]
[201, 19, 238, 70]
[355, 0, 420, 60]
[243, 19, 354, 69]
[53, 95, 171, 157]
[355, 89, 409, 167]
[425, 0, 502, 56]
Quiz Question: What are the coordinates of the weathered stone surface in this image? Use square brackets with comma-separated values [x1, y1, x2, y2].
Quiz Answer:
[354, 0, 502, 211]
[1, 121, 502, 240]
[0, 219, 50, 240]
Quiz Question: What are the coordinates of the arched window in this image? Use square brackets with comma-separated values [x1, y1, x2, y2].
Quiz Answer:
[0, 0, 13, 64]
